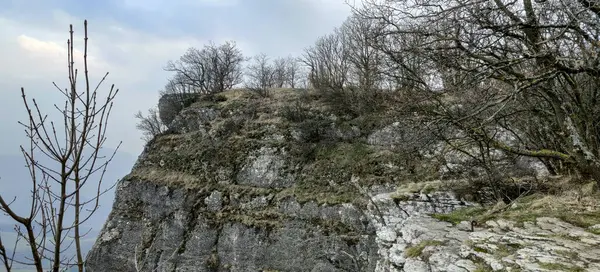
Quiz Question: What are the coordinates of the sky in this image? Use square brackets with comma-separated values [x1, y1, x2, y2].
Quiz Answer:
[0, 0, 354, 157]
[0, 0, 354, 268]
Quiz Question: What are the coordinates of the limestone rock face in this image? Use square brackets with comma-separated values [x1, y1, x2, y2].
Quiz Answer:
[87, 90, 599, 271]
[367, 121, 422, 149]
[169, 107, 219, 134]
[369, 192, 600, 272]
[85, 179, 378, 272]
[88, 177, 600, 271]
[236, 147, 294, 188]
[158, 93, 198, 127]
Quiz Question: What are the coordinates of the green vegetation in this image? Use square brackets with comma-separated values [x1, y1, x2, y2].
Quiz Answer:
[473, 264, 494, 272]
[431, 206, 487, 225]
[404, 240, 446, 258]
[555, 250, 579, 260]
[493, 243, 523, 258]
[538, 262, 585, 272]
[472, 246, 489, 254]
[393, 180, 447, 195]
[129, 89, 404, 231]
[588, 227, 600, 235]
[205, 252, 220, 270]
[432, 185, 600, 230]
[130, 86, 600, 243]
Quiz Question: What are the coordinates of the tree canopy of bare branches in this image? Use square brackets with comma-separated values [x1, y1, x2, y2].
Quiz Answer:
[302, 13, 384, 92]
[244, 54, 304, 96]
[340, 14, 384, 91]
[135, 107, 167, 142]
[357, 0, 600, 183]
[245, 53, 276, 96]
[302, 29, 351, 91]
[164, 41, 245, 94]
[286, 56, 302, 88]
[0, 21, 120, 272]
[272, 57, 288, 88]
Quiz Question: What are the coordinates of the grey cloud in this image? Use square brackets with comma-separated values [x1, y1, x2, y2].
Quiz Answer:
[0, 0, 352, 157]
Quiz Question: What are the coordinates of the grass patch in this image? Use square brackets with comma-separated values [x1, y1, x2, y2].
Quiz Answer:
[129, 167, 203, 189]
[347, 112, 388, 134]
[404, 240, 446, 258]
[473, 264, 494, 272]
[587, 227, 600, 235]
[555, 250, 579, 260]
[391, 193, 412, 202]
[431, 206, 487, 225]
[289, 141, 415, 206]
[310, 143, 420, 181]
[538, 262, 585, 272]
[494, 243, 522, 257]
[548, 233, 582, 241]
[276, 186, 359, 206]
[492, 194, 600, 228]
[432, 189, 600, 229]
[205, 252, 220, 270]
[472, 246, 489, 254]
[466, 253, 495, 272]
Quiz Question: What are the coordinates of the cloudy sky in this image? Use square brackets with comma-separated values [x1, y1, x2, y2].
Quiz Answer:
[0, 0, 354, 158]
[0, 0, 354, 266]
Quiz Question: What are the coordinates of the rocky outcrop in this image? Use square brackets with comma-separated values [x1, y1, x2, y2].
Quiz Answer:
[169, 106, 219, 134]
[88, 175, 600, 271]
[368, 192, 600, 271]
[158, 93, 199, 127]
[86, 178, 378, 271]
[87, 89, 600, 271]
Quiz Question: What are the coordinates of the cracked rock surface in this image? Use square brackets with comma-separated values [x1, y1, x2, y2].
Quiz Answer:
[86, 179, 600, 271]
[85, 179, 378, 272]
[369, 192, 600, 272]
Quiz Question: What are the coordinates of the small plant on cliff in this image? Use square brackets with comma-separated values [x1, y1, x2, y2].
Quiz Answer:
[404, 240, 446, 258]
[0, 21, 120, 272]
[205, 252, 220, 270]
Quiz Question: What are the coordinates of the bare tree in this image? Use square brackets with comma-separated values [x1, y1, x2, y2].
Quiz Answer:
[285, 56, 302, 88]
[301, 15, 383, 92]
[272, 57, 288, 88]
[135, 107, 167, 142]
[300, 21, 393, 115]
[340, 14, 383, 91]
[245, 53, 276, 97]
[0, 21, 120, 272]
[358, 0, 600, 183]
[164, 41, 245, 94]
[301, 30, 350, 91]
[263, 55, 302, 89]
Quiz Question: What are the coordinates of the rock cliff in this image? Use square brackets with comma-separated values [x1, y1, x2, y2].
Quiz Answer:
[86, 89, 600, 271]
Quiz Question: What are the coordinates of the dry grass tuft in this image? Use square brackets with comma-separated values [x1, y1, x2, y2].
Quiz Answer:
[433, 179, 600, 229]
[129, 167, 203, 189]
